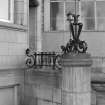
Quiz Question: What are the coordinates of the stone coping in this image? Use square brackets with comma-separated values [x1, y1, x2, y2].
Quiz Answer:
[61, 53, 93, 67]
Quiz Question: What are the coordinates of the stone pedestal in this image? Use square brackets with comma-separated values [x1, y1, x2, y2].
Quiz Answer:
[61, 53, 92, 105]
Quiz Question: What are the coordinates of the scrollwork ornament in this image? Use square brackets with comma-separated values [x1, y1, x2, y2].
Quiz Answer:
[25, 56, 35, 68]
[25, 48, 35, 68]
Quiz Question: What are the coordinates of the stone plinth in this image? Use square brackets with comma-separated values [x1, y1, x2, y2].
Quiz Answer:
[61, 53, 92, 105]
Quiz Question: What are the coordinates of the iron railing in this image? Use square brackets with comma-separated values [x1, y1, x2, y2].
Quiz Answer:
[25, 48, 62, 69]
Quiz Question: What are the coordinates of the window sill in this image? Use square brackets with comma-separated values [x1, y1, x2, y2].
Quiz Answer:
[43, 30, 105, 33]
[43, 30, 68, 33]
[0, 21, 27, 31]
[82, 30, 105, 32]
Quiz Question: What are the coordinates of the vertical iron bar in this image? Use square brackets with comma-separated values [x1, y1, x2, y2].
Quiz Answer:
[41, 52, 43, 67]
[34, 52, 37, 67]
[52, 52, 56, 70]
[75, 0, 77, 39]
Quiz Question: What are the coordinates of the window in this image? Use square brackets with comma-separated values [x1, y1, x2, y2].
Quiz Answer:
[50, 1, 64, 31]
[44, 0, 105, 31]
[81, 1, 95, 30]
[81, 0, 105, 31]
[96, 1, 105, 31]
[0, 0, 14, 22]
[44, 0, 79, 31]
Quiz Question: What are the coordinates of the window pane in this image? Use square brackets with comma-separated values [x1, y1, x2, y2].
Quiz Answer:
[0, 0, 9, 21]
[96, 1, 105, 31]
[50, 2, 64, 31]
[65, 1, 79, 15]
[65, 1, 79, 31]
[81, 1, 95, 30]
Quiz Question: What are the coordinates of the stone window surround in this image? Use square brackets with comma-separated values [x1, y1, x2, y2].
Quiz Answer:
[0, 21, 27, 31]
[0, 84, 19, 105]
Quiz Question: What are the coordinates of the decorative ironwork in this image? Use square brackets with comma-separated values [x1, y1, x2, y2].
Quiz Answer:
[26, 0, 88, 69]
[25, 48, 62, 69]
[61, 0, 87, 54]
[61, 12, 87, 54]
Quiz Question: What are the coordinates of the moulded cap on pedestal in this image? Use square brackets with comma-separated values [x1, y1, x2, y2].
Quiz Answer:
[61, 53, 93, 67]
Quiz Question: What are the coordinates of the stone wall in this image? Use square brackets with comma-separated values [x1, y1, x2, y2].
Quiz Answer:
[0, 69, 25, 105]
[0, 20, 27, 105]
[24, 70, 62, 105]
[0, 0, 28, 104]
[0, 27, 27, 69]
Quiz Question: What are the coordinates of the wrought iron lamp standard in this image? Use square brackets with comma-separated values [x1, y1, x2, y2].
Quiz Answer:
[61, 0, 87, 54]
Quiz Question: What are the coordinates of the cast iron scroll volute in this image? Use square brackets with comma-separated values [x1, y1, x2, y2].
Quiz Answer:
[61, 12, 87, 54]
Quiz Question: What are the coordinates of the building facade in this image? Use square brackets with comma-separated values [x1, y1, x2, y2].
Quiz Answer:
[0, 0, 105, 105]
[0, 0, 28, 105]
[28, 0, 105, 105]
